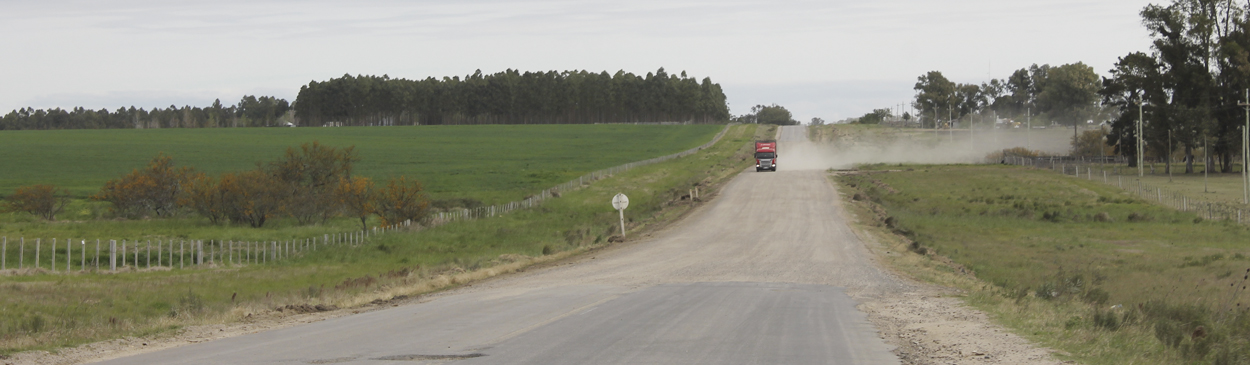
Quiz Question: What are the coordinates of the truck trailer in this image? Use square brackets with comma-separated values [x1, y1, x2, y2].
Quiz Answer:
[755, 140, 777, 172]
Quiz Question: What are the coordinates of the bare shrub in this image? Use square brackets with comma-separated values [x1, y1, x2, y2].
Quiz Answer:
[92, 154, 197, 217]
[217, 169, 285, 227]
[985, 147, 1049, 162]
[374, 176, 430, 227]
[4, 184, 71, 220]
[1128, 212, 1152, 222]
[269, 142, 358, 224]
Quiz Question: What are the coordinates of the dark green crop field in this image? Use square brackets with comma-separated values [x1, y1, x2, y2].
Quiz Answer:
[0, 124, 722, 204]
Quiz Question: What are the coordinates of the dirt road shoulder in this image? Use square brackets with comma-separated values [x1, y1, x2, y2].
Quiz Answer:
[829, 172, 1069, 365]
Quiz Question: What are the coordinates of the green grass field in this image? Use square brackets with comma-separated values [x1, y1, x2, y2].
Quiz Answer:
[0, 124, 760, 355]
[0, 124, 722, 203]
[839, 164, 1250, 364]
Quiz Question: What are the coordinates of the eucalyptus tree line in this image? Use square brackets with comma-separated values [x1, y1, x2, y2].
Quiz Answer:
[292, 68, 730, 126]
[912, 63, 1102, 131]
[0, 96, 289, 130]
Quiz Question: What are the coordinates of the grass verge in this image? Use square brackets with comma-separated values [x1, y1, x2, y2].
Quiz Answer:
[836, 163, 1250, 364]
[0, 123, 761, 356]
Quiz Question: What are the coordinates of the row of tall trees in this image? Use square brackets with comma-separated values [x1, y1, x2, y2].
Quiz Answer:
[912, 63, 1103, 129]
[91, 143, 428, 228]
[0, 96, 290, 130]
[1102, 0, 1250, 172]
[911, 0, 1250, 171]
[292, 68, 730, 126]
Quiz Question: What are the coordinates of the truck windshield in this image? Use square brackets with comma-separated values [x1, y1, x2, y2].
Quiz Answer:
[755, 152, 775, 159]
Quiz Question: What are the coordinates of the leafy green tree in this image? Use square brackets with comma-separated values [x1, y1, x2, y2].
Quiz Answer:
[1100, 52, 1162, 167]
[855, 109, 892, 124]
[955, 83, 985, 120]
[1102, 0, 1234, 173]
[1038, 62, 1100, 126]
[753, 104, 798, 125]
[912, 71, 956, 128]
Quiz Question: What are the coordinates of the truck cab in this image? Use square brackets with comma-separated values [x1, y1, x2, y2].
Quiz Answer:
[755, 140, 777, 172]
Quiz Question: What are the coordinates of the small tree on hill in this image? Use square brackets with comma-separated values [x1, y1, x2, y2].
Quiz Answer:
[855, 109, 892, 124]
[754, 104, 799, 125]
[4, 184, 71, 220]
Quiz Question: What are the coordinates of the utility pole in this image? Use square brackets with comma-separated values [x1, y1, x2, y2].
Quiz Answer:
[1026, 107, 1031, 150]
[1240, 89, 1250, 204]
[971, 113, 976, 152]
[949, 107, 954, 143]
[1137, 99, 1145, 177]
[934, 109, 939, 137]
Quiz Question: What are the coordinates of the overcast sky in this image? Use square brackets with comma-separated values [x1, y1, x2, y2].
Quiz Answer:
[2, 0, 1157, 123]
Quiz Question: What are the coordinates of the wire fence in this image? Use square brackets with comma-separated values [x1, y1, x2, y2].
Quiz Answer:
[0, 229, 390, 273]
[1003, 154, 1250, 225]
[0, 124, 733, 274]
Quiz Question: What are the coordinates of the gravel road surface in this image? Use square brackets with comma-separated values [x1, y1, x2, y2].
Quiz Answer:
[82, 126, 1057, 365]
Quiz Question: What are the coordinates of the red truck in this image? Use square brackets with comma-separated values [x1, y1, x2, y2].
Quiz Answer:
[755, 140, 777, 172]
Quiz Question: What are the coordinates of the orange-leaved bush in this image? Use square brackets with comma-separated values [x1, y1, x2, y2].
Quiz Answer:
[336, 176, 376, 230]
[92, 154, 197, 218]
[4, 184, 71, 220]
[374, 176, 429, 227]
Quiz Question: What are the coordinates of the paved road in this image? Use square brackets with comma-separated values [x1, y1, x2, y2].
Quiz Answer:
[94, 126, 901, 365]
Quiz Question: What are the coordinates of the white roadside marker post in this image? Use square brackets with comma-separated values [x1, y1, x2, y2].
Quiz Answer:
[612, 193, 630, 238]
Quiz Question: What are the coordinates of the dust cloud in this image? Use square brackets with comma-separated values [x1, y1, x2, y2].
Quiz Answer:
[777, 126, 1080, 171]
